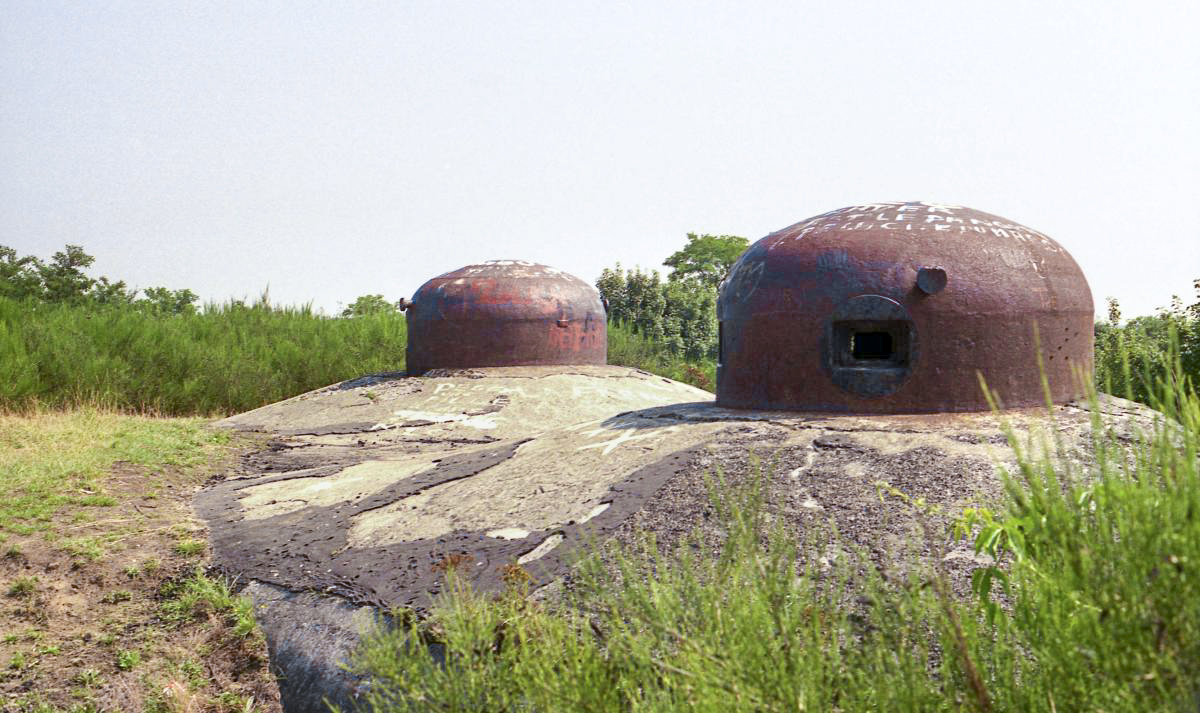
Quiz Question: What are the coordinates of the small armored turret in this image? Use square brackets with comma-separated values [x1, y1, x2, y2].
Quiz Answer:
[403, 260, 607, 375]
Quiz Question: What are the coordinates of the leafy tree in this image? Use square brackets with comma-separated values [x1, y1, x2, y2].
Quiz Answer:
[37, 244, 96, 302]
[342, 294, 397, 318]
[598, 232, 746, 362]
[598, 266, 665, 339]
[1106, 296, 1121, 325]
[663, 233, 749, 289]
[662, 280, 717, 361]
[0, 246, 42, 300]
[138, 286, 199, 314]
[89, 276, 137, 305]
[1, 244, 197, 310]
[595, 264, 628, 319]
[2, 243, 100, 302]
[597, 264, 716, 361]
[1096, 279, 1199, 403]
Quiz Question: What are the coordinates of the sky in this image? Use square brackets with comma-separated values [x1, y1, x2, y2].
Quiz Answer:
[2, 1, 1197, 318]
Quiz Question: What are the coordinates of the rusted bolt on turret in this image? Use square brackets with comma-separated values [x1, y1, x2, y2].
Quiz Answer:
[916, 267, 948, 295]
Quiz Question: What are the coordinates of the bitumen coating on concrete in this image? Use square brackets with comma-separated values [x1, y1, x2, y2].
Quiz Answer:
[199, 365, 1156, 712]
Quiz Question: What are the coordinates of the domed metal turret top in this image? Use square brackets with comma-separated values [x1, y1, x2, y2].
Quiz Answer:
[717, 202, 1093, 412]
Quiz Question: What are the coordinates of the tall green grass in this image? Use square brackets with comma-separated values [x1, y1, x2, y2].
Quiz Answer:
[348, 358, 1200, 712]
[0, 297, 407, 415]
[0, 298, 717, 416]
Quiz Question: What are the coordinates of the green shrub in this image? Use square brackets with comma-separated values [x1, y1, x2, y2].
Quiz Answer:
[607, 321, 715, 392]
[0, 296, 406, 415]
[1096, 286, 1199, 405]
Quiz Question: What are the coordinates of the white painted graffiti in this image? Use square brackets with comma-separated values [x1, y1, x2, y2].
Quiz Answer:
[571, 418, 682, 456]
[783, 202, 1061, 251]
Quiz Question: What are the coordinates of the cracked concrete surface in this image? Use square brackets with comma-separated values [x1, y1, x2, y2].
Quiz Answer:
[198, 365, 1156, 713]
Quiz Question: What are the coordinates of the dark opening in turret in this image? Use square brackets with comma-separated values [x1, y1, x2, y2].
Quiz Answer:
[831, 315, 912, 368]
[852, 332, 893, 360]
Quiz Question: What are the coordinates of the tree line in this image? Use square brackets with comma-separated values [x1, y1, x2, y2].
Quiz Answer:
[596, 233, 746, 362]
[4, 239, 1196, 408]
[1, 244, 200, 315]
[1096, 287, 1200, 404]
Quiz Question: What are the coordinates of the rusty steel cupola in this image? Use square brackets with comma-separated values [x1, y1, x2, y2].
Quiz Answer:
[716, 202, 1094, 413]
[403, 260, 607, 375]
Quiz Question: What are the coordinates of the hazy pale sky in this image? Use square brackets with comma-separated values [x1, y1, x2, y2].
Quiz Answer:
[2, 1, 1197, 317]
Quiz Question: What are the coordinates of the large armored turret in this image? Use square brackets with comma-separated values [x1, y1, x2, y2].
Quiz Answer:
[717, 202, 1093, 412]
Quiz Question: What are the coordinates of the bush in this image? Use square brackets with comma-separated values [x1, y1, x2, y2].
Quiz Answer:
[606, 321, 715, 392]
[0, 296, 407, 415]
[597, 265, 719, 362]
[1096, 286, 1199, 405]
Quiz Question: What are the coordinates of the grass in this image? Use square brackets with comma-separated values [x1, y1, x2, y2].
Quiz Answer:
[101, 588, 133, 604]
[115, 648, 141, 670]
[159, 566, 259, 640]
[0, 408, 228, 540]
[0, 295, 408, 415]
[174, 538, 206, 557]
[73, 667, 104, 686]
[348, 358, 1200, 711]
[6, 575, 37, 597]
[0, 408, 279, 711]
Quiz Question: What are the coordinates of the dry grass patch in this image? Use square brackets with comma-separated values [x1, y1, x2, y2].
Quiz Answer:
[0, 409, 280, 712]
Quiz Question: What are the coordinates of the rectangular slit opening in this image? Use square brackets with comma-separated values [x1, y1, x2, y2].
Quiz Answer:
[851, 331, 893, 360]
[717, 321, 724, 366]
[832, 320, 910, 368]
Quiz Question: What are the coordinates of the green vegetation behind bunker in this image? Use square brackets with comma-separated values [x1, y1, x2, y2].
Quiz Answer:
[3, 243, 1198, 417]
[0, 297, 408, 416]
[347, 361, 1200, 713]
